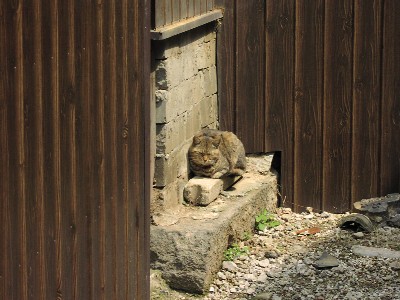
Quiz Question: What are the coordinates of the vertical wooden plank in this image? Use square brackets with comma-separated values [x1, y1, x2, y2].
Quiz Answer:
[90, 0, 105, 298]
[115, 0, 128, 297]
[75, 0, 92, 298]
[265, 0, 295, 208]
[352, 0, 382, 204]
[207, 0, 213, 11]
[323, 0, 353, 212]
[154, 0, 165, 28]
[195, 0, 201, 16]
[42, 0, 59, 298]
[57, 0, 78, 298]
[216, 0, 235, 133]
[172, 0, 180, 22]
[103, 0, 118, 298]
[164, 0, 172, 25]
[4, 0, 28, 298]
[381, 0, 400, 195]
[128, 1, 151, 298]
[181, 0, 188, 19]
[200, 0, 206, 14]
[97, 2, 107, 299]
[23, 0, 48, 298]
[0, 2, 9, 298]
[188, 0, 194, 18]
[294, 0, 324, 211]
[236, 0, 265, 153]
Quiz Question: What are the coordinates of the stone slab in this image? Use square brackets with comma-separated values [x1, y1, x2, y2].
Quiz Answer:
[150, 171, 278, 294]
[352, 245, 400, 259]
[183, 176, 241, 206]
[353, 193, 400, 224]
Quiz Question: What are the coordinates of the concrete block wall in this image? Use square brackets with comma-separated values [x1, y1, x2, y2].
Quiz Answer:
[152, 23, 218, 214]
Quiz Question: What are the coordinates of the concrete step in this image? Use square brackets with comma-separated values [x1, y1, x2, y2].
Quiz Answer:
[150, 155, 278, 294]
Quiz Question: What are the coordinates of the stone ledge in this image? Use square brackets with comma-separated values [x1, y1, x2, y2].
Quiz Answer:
[151, 10, 223, 41]
[150, 171, 278, 294]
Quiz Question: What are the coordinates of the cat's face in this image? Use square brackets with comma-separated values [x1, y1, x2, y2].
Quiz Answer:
[189, 135, 221, 167]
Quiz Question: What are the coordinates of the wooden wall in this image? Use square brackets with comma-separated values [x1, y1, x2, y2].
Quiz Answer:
[0, 0, 151, 299]
[217, 0, 400, 213]
[153, 0, 215, 28]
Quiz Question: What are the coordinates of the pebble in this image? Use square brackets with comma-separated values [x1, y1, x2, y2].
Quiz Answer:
[313, 252, 340, 269]
[222, 261, 238, 272]
[353, 232, 365, 239]
[389, 260, 400, 270]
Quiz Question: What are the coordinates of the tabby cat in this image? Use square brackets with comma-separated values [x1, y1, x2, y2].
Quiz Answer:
[188, 129, 246, 178]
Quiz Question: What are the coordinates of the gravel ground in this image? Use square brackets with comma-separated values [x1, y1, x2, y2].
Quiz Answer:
[151, 208, 400, 300]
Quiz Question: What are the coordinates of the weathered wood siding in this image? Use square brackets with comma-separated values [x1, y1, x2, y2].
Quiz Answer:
[153, 0, 215, 28]
[217, 0, 400, 213]
[0, 0, 151, 299]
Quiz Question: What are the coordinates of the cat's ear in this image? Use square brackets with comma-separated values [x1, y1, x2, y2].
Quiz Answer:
[193, 134, 202, 145]
[211, 135, 221, 147]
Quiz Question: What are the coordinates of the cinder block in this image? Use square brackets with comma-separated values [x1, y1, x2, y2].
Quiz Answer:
[200, 65, 217, 98]
[155, 75, 203, 124]
[195, 38, 216, 71]
[183, 176, 242, 206]
[156, 97, 215, 155]
[154, 140, 191, 187]
[156, 112, 188, 154]
[200, 94, 218, 128]
[155, 61, 168, 90]
[183, 177, 223, 206]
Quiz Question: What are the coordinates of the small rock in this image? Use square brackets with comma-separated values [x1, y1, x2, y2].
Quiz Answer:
[222, 261, 238, 272]
[258, 259, 270, 268]
[265, 250, 280, 259]
[217, 272, 226, 280]
[332, 265, 345, 274]
[244, 273, 255, 281]
[291, 244, 309, 254]
[313, 252, 339, 269]
[251, 292, 272, 300]
[352, 245, 400, 259]
[389, 260, 400, 270]
[353, 232, 364, 239]
[388, 214, 400, 227]
[319, 211, 330, 218]
[256, 273, 268, 282]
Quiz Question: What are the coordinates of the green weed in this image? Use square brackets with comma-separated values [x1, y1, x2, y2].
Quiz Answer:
[223, 244, 249, 261]
[255, 209, 281, 231]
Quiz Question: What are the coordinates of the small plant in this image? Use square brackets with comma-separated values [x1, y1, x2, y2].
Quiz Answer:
[241, 231, 252, 241]
[255, 209, 281, 231]
[223, 244, 249, 261]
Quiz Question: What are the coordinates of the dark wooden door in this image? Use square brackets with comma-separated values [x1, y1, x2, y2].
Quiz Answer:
[217, 0, 400, 213]
[0, 0, 151, 299]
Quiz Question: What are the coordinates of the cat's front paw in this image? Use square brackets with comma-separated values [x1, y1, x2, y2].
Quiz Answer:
[211, 172, 224, 179]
